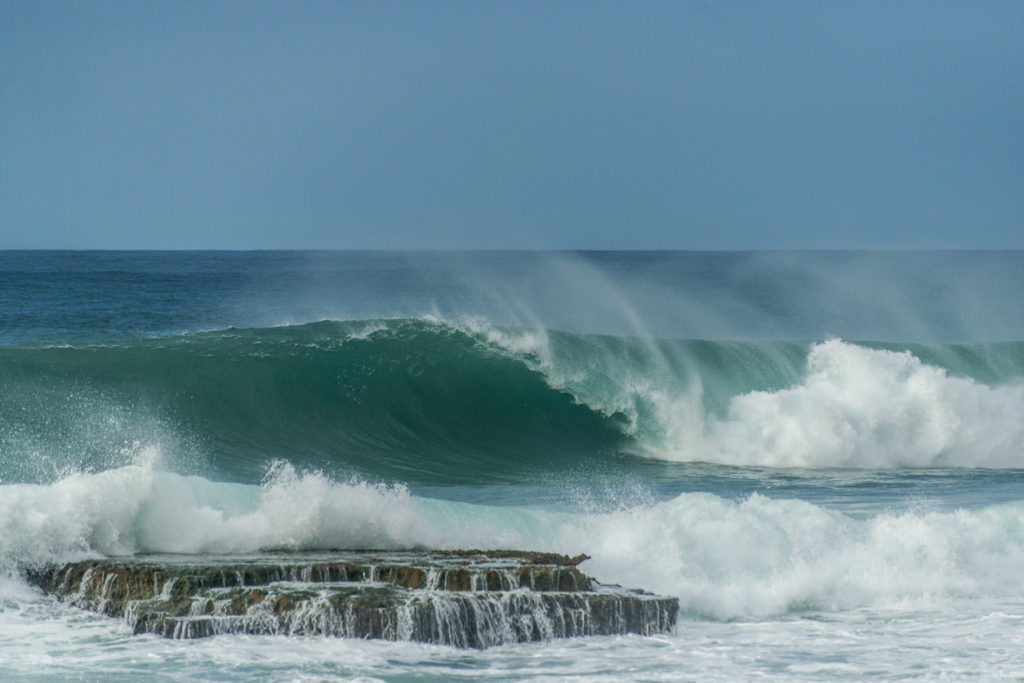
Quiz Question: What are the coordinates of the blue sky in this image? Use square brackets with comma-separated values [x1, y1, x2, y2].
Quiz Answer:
[1, 1, 1022, 249]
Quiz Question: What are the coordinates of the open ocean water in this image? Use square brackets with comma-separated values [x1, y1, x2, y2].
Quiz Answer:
[2, 250, 1024, 681]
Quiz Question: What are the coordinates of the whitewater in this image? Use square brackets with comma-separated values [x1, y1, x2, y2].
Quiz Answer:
[2, 250, 1024, 680]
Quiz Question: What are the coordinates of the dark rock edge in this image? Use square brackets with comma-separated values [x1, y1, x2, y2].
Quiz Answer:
[27, 550, 678, 649]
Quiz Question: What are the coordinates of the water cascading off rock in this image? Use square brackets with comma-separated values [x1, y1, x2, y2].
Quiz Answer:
[27, 550, 679, 649]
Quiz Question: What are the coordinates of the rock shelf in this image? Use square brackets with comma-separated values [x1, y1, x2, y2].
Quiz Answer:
[27, 550, 678, 648]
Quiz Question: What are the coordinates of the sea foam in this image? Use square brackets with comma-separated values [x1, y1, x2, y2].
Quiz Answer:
[6, 457, 1024, 620]
[693, 340, 1024, 468]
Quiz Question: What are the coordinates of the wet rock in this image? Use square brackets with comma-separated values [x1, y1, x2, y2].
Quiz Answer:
[26, 550, 677, 648]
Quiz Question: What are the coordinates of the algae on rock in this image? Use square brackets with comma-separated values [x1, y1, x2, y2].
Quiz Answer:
[28, 550, 678, 648]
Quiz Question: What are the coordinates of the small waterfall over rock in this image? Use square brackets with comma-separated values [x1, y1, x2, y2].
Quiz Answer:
[27, 551, 679, 648]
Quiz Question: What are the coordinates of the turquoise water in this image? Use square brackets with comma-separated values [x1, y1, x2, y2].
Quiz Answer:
[2, 251, 1024, 680]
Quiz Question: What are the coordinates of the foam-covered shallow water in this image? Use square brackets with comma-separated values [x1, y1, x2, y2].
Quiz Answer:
[2, 250, 1024, 679]
[5, 584, 1024, 680]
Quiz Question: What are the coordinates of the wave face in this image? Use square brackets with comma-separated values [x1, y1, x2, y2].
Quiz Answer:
[0, 320, 629, 485]
[1, 318, 1023, 487]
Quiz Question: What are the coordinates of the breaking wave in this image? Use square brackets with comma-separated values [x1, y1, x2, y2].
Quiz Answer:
[1, 319, 1021, 482]
[5, 455, 1024, 619]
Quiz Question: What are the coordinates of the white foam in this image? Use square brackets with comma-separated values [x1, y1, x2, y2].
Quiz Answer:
[6, 456, 1024, 620]
[0, 458, 428, 569]
[138, 461, 431, 553]
[569, 493, 1024, 618]
[687, 340, 1024, 468]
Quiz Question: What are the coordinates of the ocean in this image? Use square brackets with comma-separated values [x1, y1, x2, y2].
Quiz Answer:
[2, 250, 1024, 681]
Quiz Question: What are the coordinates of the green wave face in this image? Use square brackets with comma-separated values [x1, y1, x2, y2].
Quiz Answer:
[0, 320, 633, 485]
[3, 319, 1023, 485]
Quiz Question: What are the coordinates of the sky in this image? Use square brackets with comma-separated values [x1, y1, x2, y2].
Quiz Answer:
[1, 0, 1022, 250]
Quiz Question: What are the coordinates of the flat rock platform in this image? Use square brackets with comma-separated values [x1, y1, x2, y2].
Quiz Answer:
[27, 550, 678, 648]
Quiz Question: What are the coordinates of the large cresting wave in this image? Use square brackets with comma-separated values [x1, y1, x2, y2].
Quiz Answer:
[1, 318, 1022, 485]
